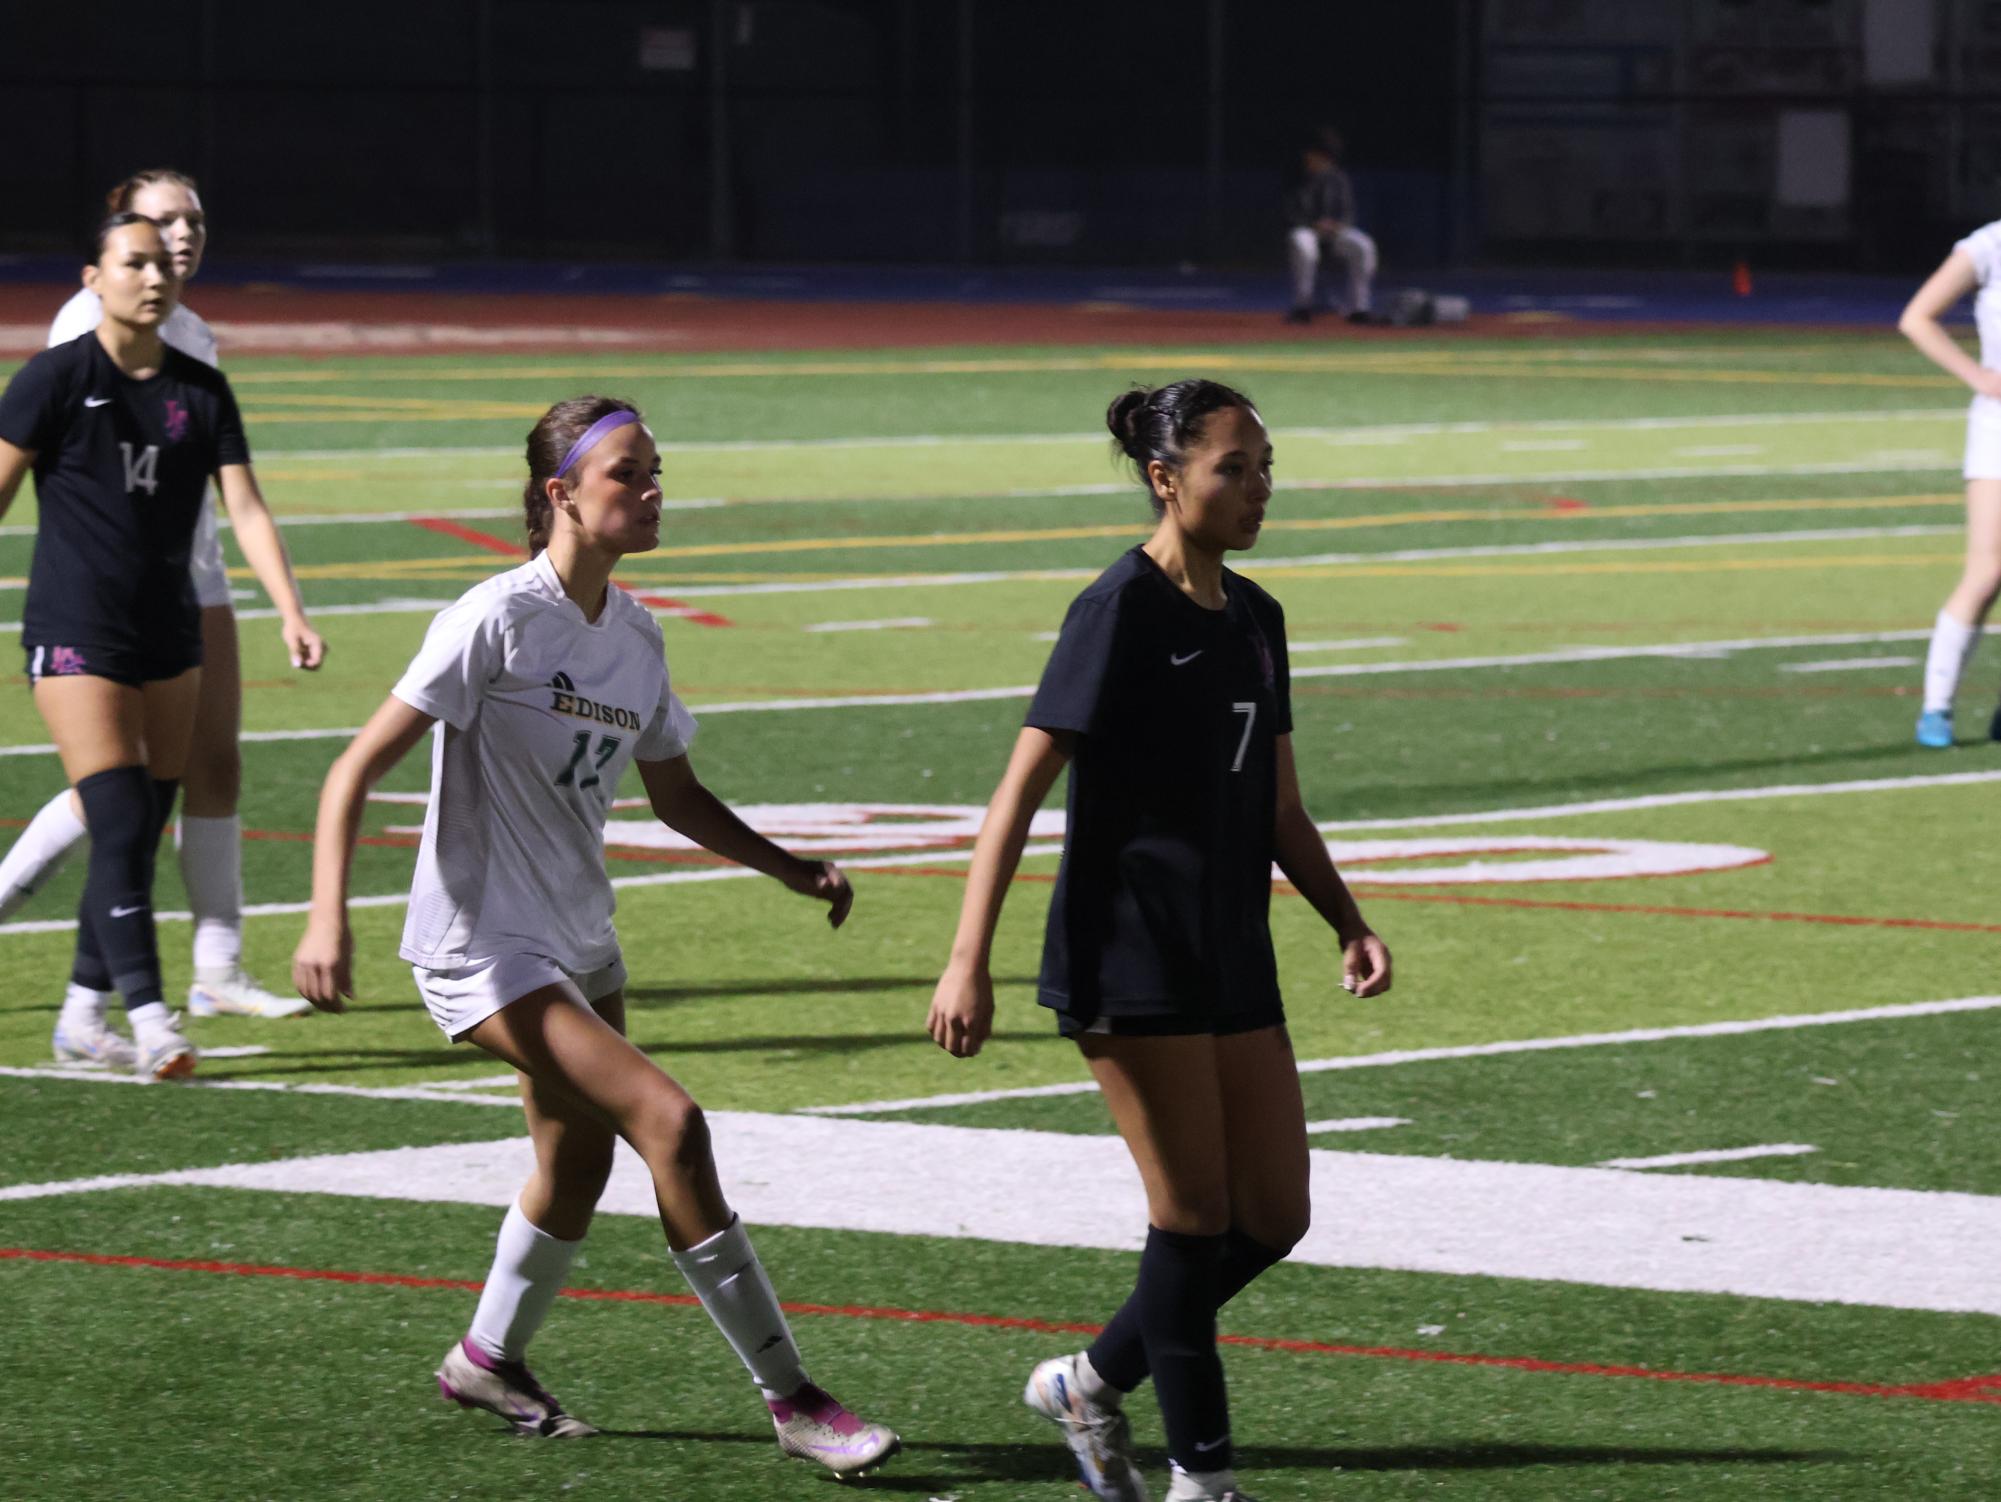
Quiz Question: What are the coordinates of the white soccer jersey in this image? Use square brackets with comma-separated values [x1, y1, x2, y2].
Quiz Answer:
[394, 553, 697, 974]
[1955, 222, 2001, 372]
[49, 290, 230, 605]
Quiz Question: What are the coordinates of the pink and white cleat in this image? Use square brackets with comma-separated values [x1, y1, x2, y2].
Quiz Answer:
[435, 1337, 597, 1438]
[769, 1381, 901, 1476]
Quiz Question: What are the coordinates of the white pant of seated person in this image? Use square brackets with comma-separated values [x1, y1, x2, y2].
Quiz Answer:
[1288, 224, 1376, 313]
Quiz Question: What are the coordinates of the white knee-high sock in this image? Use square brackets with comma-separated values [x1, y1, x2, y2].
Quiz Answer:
[0, 790, 88, 921]
[671, 1214, 807, 1400]
[467, 1201, 583, 1362]
[177, 814, 244, 976]
[1923, 608, 1981, 714]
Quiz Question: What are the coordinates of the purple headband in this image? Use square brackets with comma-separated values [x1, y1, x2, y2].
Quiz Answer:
[554, 409, 641, 480]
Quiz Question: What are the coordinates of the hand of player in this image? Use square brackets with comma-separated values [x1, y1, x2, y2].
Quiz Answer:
[787, 858, 853, 928]
[283, 617, 327, 671]
[291, 915, 353, 1013]
[1974, 367, 2001, 400]
[1339, 930, 1392, 999]
[927, 963, 995, 1058]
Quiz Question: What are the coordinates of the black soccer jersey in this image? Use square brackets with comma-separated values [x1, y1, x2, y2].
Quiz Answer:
[1027, 546, 1294, 1026]
[0, 333, 247, 658]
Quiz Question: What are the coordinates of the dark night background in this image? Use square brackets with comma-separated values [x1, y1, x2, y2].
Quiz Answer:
[0, 0, 1989, 273]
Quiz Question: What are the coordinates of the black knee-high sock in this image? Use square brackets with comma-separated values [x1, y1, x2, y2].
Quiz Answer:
[1088, 1227, 1288, 1394]
[71, 767, 169, 1015]
[1132, 1225, 1231, 1473]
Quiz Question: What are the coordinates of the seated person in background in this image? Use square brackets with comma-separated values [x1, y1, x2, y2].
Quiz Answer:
[1284, 132, 1377, 325]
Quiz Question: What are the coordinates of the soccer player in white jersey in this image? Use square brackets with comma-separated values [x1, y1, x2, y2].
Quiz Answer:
[1900, 220, 2001, 747]
[4, 168, 325, 1067]
[290, 395, 899, 1474]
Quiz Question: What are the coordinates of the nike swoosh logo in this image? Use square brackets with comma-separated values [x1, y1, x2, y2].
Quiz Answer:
[1194, 1435, 1230, 1452]
[109, 904, 147, 918]
[1170, 650, 1203, 666]
[84, 396, 112, 408]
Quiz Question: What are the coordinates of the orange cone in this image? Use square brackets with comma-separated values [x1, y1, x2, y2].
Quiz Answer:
[1733, 259, 1753, 296]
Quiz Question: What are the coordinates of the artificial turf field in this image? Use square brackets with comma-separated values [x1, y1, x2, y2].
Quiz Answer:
[4, 324, 2001, 1499]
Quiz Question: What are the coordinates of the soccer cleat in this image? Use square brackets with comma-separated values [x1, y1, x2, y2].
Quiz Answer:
[52, 1014, 138, 1070]
[769, 1382, 901, 1476]
[188, 967, 313, 1019]
[1282, 307, 1312, 326]
[135, 1015, 198, 1082]
[1915, 709, 1955, 748]
[1164, 1465, 1258, 1502]
[1023, 1354, 1149, 1502]
[435, 1337, 597, 1438]
[1990, 703, 2001, 742]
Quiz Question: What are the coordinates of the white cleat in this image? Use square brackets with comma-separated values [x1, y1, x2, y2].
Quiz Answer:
[1024, 1354, 1149, 1502]
[1164, 1467, 1258, 1502]
[188, 967, 312, 1019]
[436, 1337, 598, 1438]
[770, 1382, 901, 1477]
[135, 1014, 198, 1082]
[52, 1015, 138, 1070]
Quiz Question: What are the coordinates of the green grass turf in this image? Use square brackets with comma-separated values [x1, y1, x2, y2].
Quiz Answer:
[5, 1189, 1999, 1501]
[1, 329, 1998, 1498]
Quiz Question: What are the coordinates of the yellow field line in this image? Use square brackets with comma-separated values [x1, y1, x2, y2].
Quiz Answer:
[223, 347, 1949, 389]
[1273, 553, 1962, 581]
[267, 490, 1960, 584]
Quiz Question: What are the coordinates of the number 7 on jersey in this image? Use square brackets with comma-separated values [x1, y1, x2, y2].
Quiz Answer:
[1231, 702, 1257, 772]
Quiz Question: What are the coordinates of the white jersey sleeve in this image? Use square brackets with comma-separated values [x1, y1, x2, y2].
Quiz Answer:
[1957, 222, 2001, 285]
[636, 689, 698, 761]
[394, 594, 505, 730]
[47, 289, 103, 348]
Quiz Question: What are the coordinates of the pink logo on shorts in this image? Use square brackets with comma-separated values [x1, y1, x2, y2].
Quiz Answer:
[47, 646, 87, 677]
[162, 399, 189, 443]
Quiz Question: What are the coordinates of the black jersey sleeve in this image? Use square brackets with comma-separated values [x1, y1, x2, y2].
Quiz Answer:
[1270, 601, 1293, 736]
[1026, 592, 1124, 736]
[208, 370, 251, 469]
[0, 349, 63, 455]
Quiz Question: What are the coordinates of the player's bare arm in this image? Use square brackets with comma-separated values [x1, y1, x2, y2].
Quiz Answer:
[215, 461, 326, 669]
[928, 725, 1072, 1058]
[636, 752, 852, 927]
[1271, 733, 1391, 998]
[292, 694, 436, 1010]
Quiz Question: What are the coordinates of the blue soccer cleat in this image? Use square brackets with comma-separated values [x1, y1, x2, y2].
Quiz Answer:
[1915, 709, 1954, 748]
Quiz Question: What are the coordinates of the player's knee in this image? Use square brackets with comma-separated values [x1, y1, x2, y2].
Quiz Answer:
[1152, 1193, 1232, 1239]
[631, 1088, 712, 1176]
[183, 743, 242, 812]
[1252, 1205, 1309, 1255]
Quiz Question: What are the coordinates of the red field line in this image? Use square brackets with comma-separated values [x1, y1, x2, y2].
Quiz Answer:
[855, 862, 2001, 935]
[406, 516, 733, 627]
[1343, 887, 2001, 935]
[6, 1245, 1996, 1409]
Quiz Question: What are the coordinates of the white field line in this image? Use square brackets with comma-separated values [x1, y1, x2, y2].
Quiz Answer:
[198, 1046, 272, 1060]
[802, 617, 934, 633]
[1599, 1143, 1819, 1171]
[1674, 444, 1767, 458]
[0, 843, 1067, 937]
[1304, 1116, 1411, 1134]
[1320, 767, 2001, 832]
[797, 996, 2001, 1115]
[0, 452, 1963, 541]
[1500, 439, 1588, 452]
[1778, 655, 1921, 673]
[11, 1113, 2001, 1317]
[634, 523, 1965, 601]
[1287, 636, 1409, 653]
[0, 1064, 523, 1110]
[0, 520, 1946, 619]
